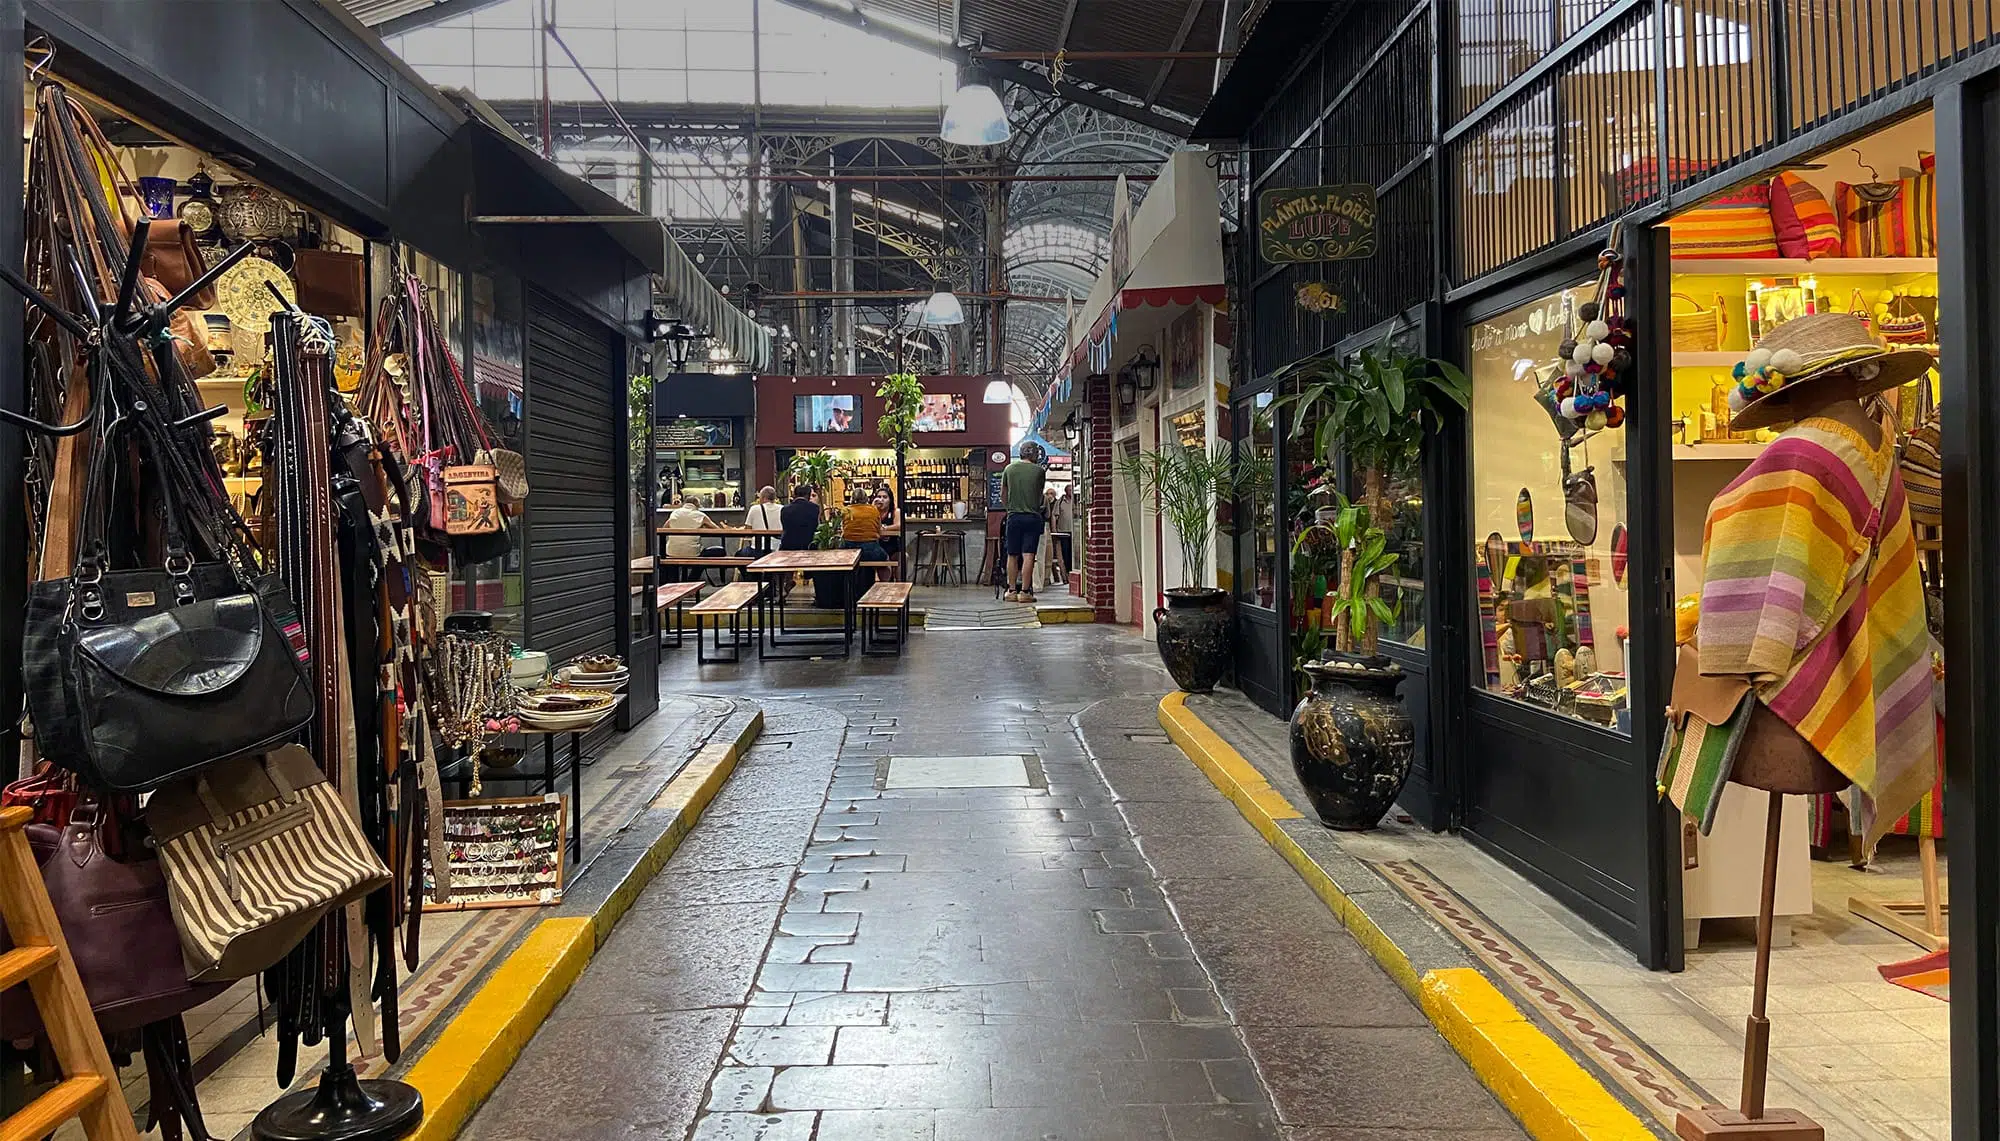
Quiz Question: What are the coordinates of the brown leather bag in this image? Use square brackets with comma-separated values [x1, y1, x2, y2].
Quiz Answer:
[0, 810, 230, 1037]
[139, 220, 217, 309]
[293, 247, 367, 317]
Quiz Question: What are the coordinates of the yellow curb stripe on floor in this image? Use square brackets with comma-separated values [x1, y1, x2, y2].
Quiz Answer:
[1156, 694, 1653, 1141]
[402, 706, 764, 1141]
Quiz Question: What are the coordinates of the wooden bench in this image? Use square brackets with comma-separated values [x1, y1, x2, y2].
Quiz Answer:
[857, 581, 914, 657]
[688, 581, 763, 663]
[655, 581, 704, 648]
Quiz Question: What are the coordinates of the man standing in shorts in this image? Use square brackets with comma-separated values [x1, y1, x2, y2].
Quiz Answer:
[1002, 441, 1047, 603]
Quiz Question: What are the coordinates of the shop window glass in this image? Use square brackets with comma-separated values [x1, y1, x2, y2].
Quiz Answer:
[1373, 451, 1427, 649]
[465, 271, 524, 637]
[1467, 279, 1630, 734]
[1284, 382, 1334, 669]
[1233, 393, 1277, 610]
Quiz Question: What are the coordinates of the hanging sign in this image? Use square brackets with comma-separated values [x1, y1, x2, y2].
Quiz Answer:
[1258, 183, 1378, 264]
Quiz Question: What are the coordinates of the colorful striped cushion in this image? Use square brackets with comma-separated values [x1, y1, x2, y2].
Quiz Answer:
[1835, 172, 1937, 257]
[1770, 172, 1841, 259]
[1670, 183, 1781, 258]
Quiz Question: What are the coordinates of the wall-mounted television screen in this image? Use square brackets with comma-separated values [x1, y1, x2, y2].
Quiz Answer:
[794, 394, 859, 433]
[914, 393, 967, 432]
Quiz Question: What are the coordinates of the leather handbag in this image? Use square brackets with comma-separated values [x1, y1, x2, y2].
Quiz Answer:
[292, 247, 366, 317]
[139, 219, 217, 310]
[443, 463, 502, 536]
[27, 560, 314, 792]
[150, 745, 392, 982]
[2, 763, 78, 828]
[0, 809, 231, 1038]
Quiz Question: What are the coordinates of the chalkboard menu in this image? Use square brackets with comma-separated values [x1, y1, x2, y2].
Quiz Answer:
[424, 795, 567, 911]
[986, 469, 1005, 511]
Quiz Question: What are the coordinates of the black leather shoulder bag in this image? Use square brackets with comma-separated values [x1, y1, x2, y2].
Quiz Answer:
[26, 383, 314, 792]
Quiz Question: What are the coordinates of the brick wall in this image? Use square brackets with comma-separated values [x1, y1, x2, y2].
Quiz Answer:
[1084, 377, 1118, 623]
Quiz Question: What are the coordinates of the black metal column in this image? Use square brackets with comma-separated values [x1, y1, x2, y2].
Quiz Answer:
[1936, 79, 2000, 1141]
[0, 0, 26, 780]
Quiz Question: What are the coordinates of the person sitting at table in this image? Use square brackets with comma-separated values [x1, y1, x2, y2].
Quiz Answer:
[779, 483, 821, 551]
[663, 495, 719, 581]
[742, 485, 782, 554]
[842, 487, 885, 589]
[872, 489, 900, 580]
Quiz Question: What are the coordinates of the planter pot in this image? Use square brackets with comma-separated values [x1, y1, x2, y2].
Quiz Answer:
[1153, 588, 1230, 693]
[1289, 653, 1415, 830]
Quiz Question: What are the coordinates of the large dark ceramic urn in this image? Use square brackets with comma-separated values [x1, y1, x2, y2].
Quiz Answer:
[1289, 654, 1414, 830]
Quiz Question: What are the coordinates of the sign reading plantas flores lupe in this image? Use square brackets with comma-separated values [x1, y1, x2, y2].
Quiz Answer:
[1258, 183, 1378, 263]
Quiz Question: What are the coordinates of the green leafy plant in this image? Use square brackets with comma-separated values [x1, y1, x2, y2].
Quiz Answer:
[812, 509, 845, 551]
[1320, 493, 1400, 656]
[1114, 442, 1246, 591]
[784, 450, 849, 498]
[1272, 340, 1465, 655]
[875, 371, 923, 450]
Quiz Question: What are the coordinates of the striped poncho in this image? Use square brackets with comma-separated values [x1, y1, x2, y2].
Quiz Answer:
[1696, 416, 1934, 847]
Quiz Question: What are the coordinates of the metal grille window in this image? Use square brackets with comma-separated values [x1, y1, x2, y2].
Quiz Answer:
[1452, 0, 1622, 119]
[1451, 8, 1659, 282]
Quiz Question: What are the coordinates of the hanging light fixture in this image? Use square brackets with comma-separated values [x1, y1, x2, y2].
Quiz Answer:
[982, 375, 1012, 404]
[942, 71, 1011, 146]
[920, 281, 965, 327]
[1129, 344, 1162, 393]
[661, 321, 704, 373]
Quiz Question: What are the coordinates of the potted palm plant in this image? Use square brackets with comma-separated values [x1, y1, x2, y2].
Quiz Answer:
[786, 451, 850, 607]
[1274, 340, 1468, 829]
[1115, 441, 1245, 693]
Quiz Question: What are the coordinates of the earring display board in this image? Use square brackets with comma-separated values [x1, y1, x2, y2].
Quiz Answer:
[423, 796, 568, 911]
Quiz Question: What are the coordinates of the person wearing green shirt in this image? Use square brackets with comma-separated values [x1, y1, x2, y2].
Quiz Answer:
[1001, 441, 1048, 603]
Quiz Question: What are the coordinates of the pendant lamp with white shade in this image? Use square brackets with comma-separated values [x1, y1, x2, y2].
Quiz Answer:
[941, 72, 1010, 146]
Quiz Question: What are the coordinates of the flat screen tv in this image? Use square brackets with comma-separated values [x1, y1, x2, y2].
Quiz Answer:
[794, 394, 859, 433]
[913, 393, 967, 432]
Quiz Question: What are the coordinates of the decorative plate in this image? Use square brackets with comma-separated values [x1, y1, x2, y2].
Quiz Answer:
[212, 256, 296, 368]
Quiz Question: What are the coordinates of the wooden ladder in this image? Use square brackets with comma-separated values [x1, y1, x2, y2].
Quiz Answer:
[0, 805, 139, 1141]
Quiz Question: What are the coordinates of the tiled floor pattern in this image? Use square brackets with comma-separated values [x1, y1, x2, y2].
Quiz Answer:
[465, 628, 1526, 1141]
[1189, 688, 1955, 1141]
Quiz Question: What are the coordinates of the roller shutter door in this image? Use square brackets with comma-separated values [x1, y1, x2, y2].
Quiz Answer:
[525, 289, 619, 671]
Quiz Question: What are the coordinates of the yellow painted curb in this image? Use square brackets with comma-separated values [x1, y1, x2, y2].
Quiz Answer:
[402, 704, 763, 1140]
[401, 918, 593, 1141]
[1423, 971, 1657, 1141]
[1156, 695, 1654, 1141]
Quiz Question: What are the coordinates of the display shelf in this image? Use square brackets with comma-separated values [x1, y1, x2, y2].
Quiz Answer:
[1673, 443, 1765, 462]
[1671, 257, 1937, 276]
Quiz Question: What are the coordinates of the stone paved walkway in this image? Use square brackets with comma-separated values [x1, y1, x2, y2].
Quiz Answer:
[462, 628, 1525, 1140]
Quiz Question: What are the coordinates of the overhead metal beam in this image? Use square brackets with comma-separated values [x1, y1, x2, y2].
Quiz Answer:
[773, 0, 1191, 137]
[372, 0, 509, 37]
[1143, 0, 1209, 109]
[1054, 0, 1081, 50]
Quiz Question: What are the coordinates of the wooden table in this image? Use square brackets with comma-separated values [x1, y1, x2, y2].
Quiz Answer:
[656, 525, 782, 560]
[745, 548, 862, 658]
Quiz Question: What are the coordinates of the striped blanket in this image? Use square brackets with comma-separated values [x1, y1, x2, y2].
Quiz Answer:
[1696, 416, 1935, 847]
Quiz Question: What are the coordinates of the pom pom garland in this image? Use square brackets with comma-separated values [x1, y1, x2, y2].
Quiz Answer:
[1547, 251, 1634, 432]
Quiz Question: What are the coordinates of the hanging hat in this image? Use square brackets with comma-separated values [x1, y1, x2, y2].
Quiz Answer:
[1728, 311, 1935, 431]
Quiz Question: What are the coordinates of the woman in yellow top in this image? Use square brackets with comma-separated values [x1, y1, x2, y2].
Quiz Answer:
[841, 487, 882, 548]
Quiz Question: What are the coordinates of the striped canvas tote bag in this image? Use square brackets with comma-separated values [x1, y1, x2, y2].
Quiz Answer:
[150, 745, 391, 981]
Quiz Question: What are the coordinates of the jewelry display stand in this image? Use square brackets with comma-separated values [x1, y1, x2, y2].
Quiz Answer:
[251, 1007, 421, 1141]
[1676, 732, 1840, 1141]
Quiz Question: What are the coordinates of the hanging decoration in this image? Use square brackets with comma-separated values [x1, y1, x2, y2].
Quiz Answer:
[1552, 224, 1635, 435]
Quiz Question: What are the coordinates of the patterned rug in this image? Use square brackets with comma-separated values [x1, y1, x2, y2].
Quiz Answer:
[1880, 949, 1950, 1001]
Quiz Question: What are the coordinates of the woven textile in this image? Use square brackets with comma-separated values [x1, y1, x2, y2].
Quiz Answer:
[1658, 687, 1755, 833]
[1696, 417, 1936, 846]
[1671, 183, 1781, 258]
[1771, 172, 1841, 259]
[1834, 173, 1937, 257]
